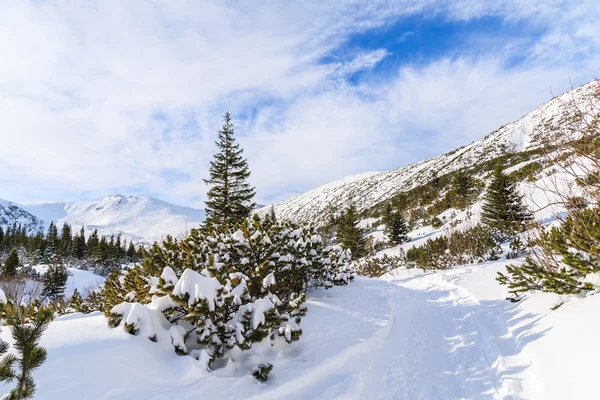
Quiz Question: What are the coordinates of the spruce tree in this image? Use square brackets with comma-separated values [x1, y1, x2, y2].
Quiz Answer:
[42, 260, 68, 302]
[204, 112, 256, 227]
[126, 242, 136, 259]
[481, 165, 532, 239]
[383, 204, 409, 244]
[337, 203, 367, 259]
[450, 169, 476, 209]
[3, 250, 19, 277]
[86, 230, 99, 256]
[71, 226, 86, 260]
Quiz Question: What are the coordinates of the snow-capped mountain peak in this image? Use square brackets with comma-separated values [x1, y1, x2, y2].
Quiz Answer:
[20, 195, 205, 244]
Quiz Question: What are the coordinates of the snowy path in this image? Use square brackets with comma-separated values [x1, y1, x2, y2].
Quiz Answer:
[255, 268, 530, 400]
[357, 273, 527, 400]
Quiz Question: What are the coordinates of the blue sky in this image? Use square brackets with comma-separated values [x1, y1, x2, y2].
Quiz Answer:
[0, 0, 599, 207]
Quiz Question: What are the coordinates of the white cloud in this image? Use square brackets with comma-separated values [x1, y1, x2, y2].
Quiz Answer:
[0, 0, 598, 207]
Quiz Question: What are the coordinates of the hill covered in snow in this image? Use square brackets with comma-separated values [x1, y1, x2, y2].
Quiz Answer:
[20, 195, 205, 244]
[0, 198, 44, 234]
[259, 82, 599, 223]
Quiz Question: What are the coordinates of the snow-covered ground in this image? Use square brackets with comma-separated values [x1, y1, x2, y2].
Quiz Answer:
[3, 259, 597, 399]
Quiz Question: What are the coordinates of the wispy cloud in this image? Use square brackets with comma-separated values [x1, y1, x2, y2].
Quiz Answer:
[0, 0, 598, 207]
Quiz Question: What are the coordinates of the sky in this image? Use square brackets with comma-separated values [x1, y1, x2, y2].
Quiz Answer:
[1, 0, 599, 208]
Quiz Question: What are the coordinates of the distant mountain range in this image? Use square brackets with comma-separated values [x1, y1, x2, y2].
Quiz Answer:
[1, 195, 204, 244]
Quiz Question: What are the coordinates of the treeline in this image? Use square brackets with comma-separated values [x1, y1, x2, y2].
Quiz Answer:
[0, 221, 143, 276]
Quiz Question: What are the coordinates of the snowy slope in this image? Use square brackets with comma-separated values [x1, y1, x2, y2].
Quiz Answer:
[21, 195, 205, 244]
[259, 81, 599, 223]
[0, 198, 44, 233]
[3, 260, 599, 399]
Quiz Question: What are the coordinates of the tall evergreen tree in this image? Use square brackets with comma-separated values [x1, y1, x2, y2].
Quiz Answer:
[42, 260, 69, 302]
[383, 204, 409, 244]
[3, 250, 19, 276]
[481, 165, 532, 239]
[59, 223, 72, 257]
[126, 242, 136, 259]
[204, 112, 256, 227]
[86, 229, 99, 256]
[71, 226, 86, 260]
[450, 169, 477, 209]
[337, 203, 367, 259]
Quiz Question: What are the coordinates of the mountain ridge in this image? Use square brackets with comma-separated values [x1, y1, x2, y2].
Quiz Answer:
[18, 195, 205, 244]
[258, 81, 599, 223]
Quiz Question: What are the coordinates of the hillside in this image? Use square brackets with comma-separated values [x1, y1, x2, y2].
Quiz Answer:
[259, 82, 599, 223]
[21, 195, 205, 244]
[0, 198, 44, 234]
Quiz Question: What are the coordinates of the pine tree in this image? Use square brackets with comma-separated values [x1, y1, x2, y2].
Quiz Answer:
[383, 204, 409, 244]
[0, 307, 53, 400]
[59, 223, 72, 259]
[102, 269, 128, 319]
[337, 203, 367, 259]
[498, 208, 600, 300]
[204, 112, 256, 227]
[68, 289, 87, 313]
[42, 260, 68, 302]
[481, 165, 532, 239]
[450, 169, 477, 209]
[126, 242, 135, 259]
[44, 222, 59, 263]
[86, 229, 99, 256]
[3, 250, 19, 276]
[71, 226, 86, 260]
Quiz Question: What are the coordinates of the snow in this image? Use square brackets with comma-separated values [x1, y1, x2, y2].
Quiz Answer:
[3, 257, 599, 399]
[249, 298, 274, 330]
[172, 269, 221, 310]
[262, 272, 276, 288]
[160, 266, 178, 287]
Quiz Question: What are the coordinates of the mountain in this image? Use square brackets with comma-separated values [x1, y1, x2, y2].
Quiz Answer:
[259, 81, 598, 223]
[21, 195, 205, 244]
[0, 198, 44, 234]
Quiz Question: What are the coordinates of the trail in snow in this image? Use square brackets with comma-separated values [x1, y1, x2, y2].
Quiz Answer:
[255, 266, 534, 400]
[357, 272, 529, 400]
